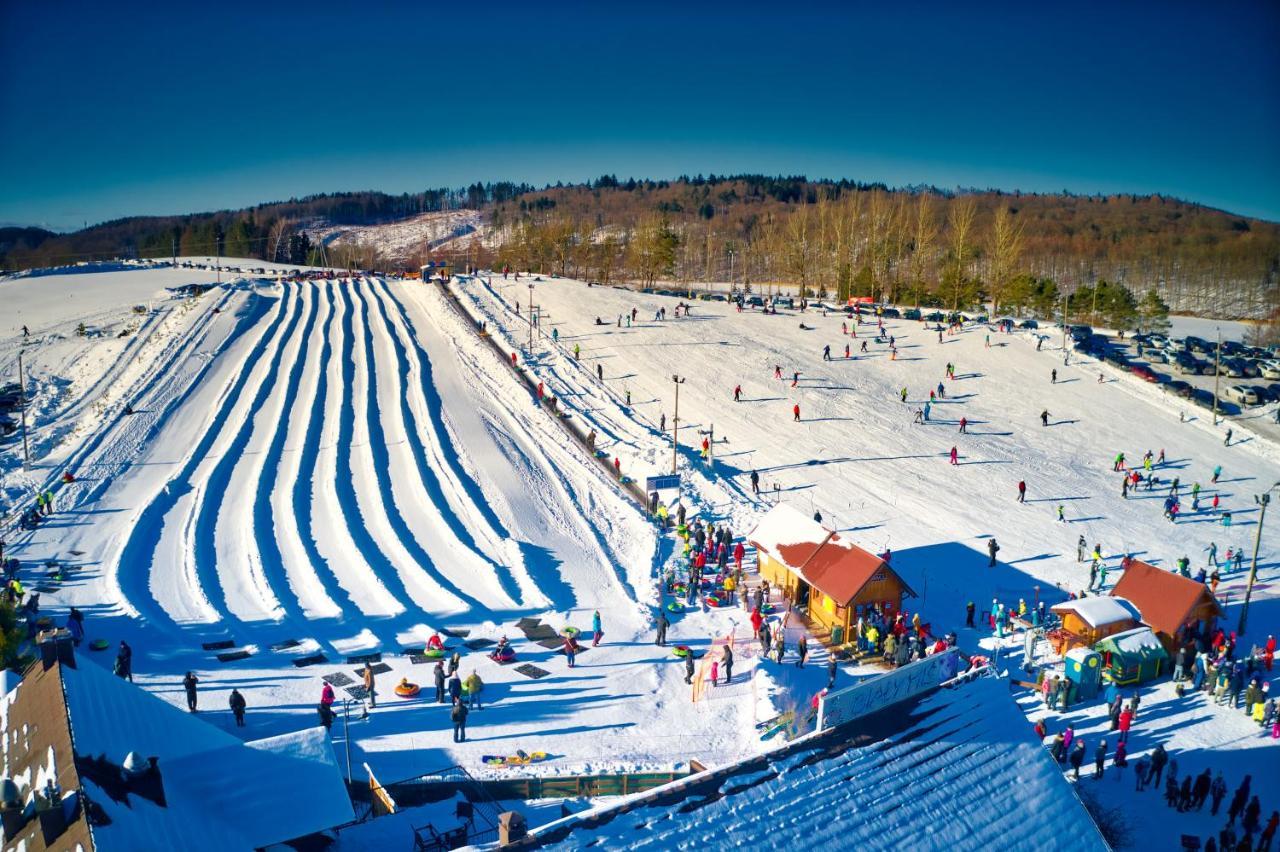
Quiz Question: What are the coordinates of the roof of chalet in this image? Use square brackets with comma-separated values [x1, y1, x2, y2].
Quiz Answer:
[748, 504, 915, 606]
[1109, 560, 1222, 637]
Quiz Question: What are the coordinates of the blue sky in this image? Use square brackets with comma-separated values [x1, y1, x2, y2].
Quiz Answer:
[2, 1, 1278, 230]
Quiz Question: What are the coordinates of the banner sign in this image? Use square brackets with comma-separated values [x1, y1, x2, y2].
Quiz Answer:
[645, 474, 681, 492]
[817, 649, 960, 731]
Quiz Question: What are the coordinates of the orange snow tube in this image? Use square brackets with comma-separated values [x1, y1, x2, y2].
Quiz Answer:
[394, 679, 421, 698]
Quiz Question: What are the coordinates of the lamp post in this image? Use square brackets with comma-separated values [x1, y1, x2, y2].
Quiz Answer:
[671, 375, 685, 475]
[17, 349, 30, 469]
[1236, 484, 1278, 635]
[527, 281, 534, 353]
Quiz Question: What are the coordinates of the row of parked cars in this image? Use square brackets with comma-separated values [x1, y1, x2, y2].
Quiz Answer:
[1068, 327, 1279, 409]
[0, 382, 22, 438]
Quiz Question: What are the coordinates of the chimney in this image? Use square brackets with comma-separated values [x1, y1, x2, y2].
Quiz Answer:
[498, 810, 527, 846]
[37, 628, 75, 670]
[36, 781, 65, 845]
[0, 778, 23, 840]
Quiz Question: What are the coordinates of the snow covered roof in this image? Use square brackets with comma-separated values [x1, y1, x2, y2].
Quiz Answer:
[525, 677, 1106, 851]
[0, 650, 353, 852]
[1050, 596, 1140, 628]
[748, 504, 914, 605]
[747, 503, 829, 566]
[1098, 626, 1168, 657]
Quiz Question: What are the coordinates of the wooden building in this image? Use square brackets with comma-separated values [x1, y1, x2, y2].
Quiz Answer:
[1110, 560, 1222, 652]
[748, 504, 915, 640]
[1048, 597, 1140, 655]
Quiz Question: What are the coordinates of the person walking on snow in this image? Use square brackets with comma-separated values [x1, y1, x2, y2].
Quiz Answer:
[433, 661, 447, 703]
[592, 610, 603, 646]
[750, 470, 760, 494]
[183, 672, 199, 712]
[722, 644, 733, 684]
[987, 538, 1000, 567]
[734, 385, 742, 401]
[1017, 481, 1027, 503]
[900, 387, 908, 403]
[793, 403, 801, 422]
[949, 446, 959, 465]
[1051, 368, 1057, 383]
[1041, 410, 1050, 427]
[796, 636, 808, 668]
[229, 688, 247, 727]
[959, 417, 968, 433]
[451, 698, 468, 742]
[654, 611, 669, 646]
[363, 662, 377, 708]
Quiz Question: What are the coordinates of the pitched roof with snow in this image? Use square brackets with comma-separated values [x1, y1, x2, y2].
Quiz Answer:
[748, 504, 914, 606]
[1098, 626, 1169, 657]
[0, 648, 354, 852]
[526, 676, 1106, 851]
[1050, 596, 1140, 629]
[1110, 560, 1222, 637]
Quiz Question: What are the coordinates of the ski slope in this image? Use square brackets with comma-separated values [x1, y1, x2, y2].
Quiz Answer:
[4, 265, 1277, 848]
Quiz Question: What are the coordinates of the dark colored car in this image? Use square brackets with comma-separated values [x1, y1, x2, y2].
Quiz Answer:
[1261, 384, 1280, 403]
[1018, 319, 1039, 329]
[904, 308, 922, 321]
[1104, 351, 1129, 367]
[1130, 365, 1160, 383]
[881, 307, 901, 318]
[925, 312, 945, 323]
[1165, 380, 1194, 398]
[1190, 388, 1216, 408]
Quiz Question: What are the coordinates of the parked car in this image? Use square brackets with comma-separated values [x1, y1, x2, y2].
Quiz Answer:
[924, 312, 945, 323]
[1165, 380, 1194, 398]
[903, 308, 922, 321]
[1144, 350, 1168, 364]
[881, 307, 901, 318]
[1225, 385, 1259, 405]
[1235, 358, 1260, 378]
[1190, 388, 1217, 408]
[1018, 319, 1039, 329]
[1217, 360, 1244, 378]
[1261, 362, 1280, 380]
[1070, 325, 1093, 343]
[1104, 351, 1129, 367]
[1174, 357, 1203, 376]
[1130, 365, 1161, 383]
[1261, 384, 1280, 403]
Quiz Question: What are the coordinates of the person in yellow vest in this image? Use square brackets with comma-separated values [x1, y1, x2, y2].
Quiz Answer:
[865, 625, 880, 654]
[723, 573, 737, 604]
[463, 671, 483, 710]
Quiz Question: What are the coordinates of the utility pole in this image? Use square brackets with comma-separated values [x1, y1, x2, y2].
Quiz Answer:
[671, 375, 684, 475]
[527, 281, 534, 353]
[17, 350, 30, 469]
[1237, 487, 1276, 635]
[1060, 292, 1067, 351]
[1211, 328, 1222, 426]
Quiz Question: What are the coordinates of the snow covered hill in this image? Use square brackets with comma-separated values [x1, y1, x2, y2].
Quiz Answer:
[306, 210, 488, 263]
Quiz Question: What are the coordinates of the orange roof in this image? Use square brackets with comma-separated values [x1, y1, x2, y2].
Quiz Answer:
[1109, 560, 1222, 638]
[748, 505, 914, 606]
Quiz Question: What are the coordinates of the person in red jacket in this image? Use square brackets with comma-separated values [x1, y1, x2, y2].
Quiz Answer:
[613, 457, 621, 477]
[793, 403, 801, 422]
[1117, 706, 1134, 743]
[733, 541, 745, 570]
[750, 607, 763, 639]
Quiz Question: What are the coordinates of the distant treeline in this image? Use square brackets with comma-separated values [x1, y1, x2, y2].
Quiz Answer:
[0, 182, 535, 270]
[489, 175, 1280, 323]
[4, 174, 1278, 323]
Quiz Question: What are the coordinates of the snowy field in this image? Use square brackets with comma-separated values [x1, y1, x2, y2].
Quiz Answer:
[1, 264, 1277, 849]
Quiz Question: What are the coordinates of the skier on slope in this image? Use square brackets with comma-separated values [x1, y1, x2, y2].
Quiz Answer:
[793, 403, 801, 422]
[734, 384, 742, 401]
[1041, 410, 1050, 427]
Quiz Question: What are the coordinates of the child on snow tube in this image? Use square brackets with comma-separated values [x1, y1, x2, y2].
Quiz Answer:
[394, 678, 420, 698]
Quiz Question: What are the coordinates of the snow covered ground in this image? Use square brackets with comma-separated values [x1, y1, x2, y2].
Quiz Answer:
[451, 272, 1280, 849]
[2, 263, 1276, 850]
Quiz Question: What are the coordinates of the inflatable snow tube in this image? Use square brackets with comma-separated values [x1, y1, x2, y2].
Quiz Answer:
[705, 594, 726, 608]
[423, 648, 446, 659]
[561, 626, 580, 637]
[760, 602, 776, 614]
[394, 681, 421, 698]
[89, 639, 109, 651]
[490, 648, 516, 663]
[671, 583, 688, 596]
[666, 602, 685, 613]
[673, 645, 692, 658]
